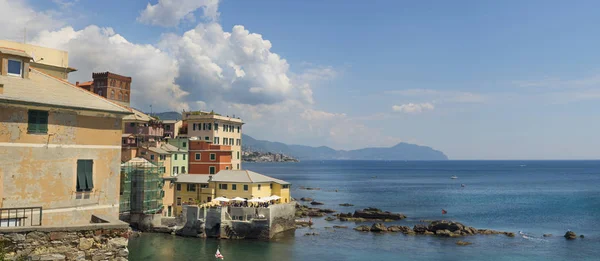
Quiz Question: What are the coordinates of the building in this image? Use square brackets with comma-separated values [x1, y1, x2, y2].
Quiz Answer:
[163, 119, 182, 138]
[162, 143, 188, 175]
[0, 40, 77, 80]
[0, 43, 132, 226]
[123, 107, 164, 142]
[138, 145, 176, 217]
[173, 170, 291, 216]
[76, 72, 132, 107]
[182, 111, 243, 170]
[119, 157, 164, 215]
[188, 140, 232, 174]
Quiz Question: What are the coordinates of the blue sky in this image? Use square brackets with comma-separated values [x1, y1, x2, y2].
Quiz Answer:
[3, 0, 600, 159]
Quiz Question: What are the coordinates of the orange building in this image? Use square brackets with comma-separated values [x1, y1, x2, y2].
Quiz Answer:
[188, 140, 232, 174]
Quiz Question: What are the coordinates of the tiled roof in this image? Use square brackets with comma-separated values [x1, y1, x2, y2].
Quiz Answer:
[161, 143, 183, 153]
[77, 81, 93, 87]
[211, 170, 290, 185]
[0, 68, 131, 114]
[175, 174, 210, 184]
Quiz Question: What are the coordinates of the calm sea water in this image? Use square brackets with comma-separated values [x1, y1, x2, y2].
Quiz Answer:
[128, 160, 600, 261]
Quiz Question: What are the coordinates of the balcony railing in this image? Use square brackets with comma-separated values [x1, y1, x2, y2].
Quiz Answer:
[0, 207, 42, 227]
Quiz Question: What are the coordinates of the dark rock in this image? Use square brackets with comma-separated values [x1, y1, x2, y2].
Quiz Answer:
[580, 235, 584, 238]
[304, 232, 319, 236]
[370, 223, 387, 232]
[543, 234, 552, 237]
[354, 225, 371, 232]
[564, 231, 577, 240]
[435, 229, 458, 237]
[310, 201, 324, 205]
[456, 241, 472, 246]
[504, 232, 515, 237]
[339, 203, 354, 207]
[353, 208, 406, 220]
[324, 217, 336, 221]
[387, 225, 402, 232]
[333, 225, 348, 229]
[428, 220, 465, 233]
[318, 209, 337, 213]
[306, 211, 325, 217]
[413, 224, 428, 234]
[300, 197, 313, 201]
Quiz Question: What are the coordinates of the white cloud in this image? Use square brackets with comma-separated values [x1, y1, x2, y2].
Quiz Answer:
[392, 103, 435, 114]
[386, 89, 486, 103]
[138, 0, 220, 27]
[32, 25, 189, 111]
[300, 109, 346, 121]
[0, 0, 64, 42]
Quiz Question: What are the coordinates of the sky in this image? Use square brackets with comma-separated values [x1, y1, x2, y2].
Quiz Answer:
[1, 0, 600, 160]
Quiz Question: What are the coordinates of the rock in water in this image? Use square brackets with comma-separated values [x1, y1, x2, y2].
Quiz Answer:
[300, 197, 313, 201]
[339, 203, 354, 207]
[564, 231, 577, 240]
[353, 208, 406, 220]
[310, 201, 324, 205]
[456, 241, 473, 246]
[324, 216, 336, 221]
[580, 235, 585, 238]
[543, 234, 552, 237]
[354, 225, 371, 232]
[370, 223, 387, 232]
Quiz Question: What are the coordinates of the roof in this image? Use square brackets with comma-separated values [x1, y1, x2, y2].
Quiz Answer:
[161, 143, 183, 153]
[0, 47, 32, 59]
[122, 134, 134, 138]
[77, 81, 93, 87]
[123, 107, 155, 122]
[121, 157, 157, 168]
[0, 69, 131, 114]
[162, 120, 181, 124]
[211, 170, 290, 185]
[147, 147, 170, 155]
[175, 174, 210, 184]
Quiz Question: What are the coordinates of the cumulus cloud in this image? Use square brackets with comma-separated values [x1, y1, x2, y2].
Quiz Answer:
[0, 0, 64, 42]
[160, 23, 314, 106]
[32, 26, 189, 111]
[392, 103, 435, 114]
[138, 0, 220, 27]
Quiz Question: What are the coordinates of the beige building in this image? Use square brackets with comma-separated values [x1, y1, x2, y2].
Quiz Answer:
[0, 43, 131, 226]
[182, 111, 244, 170]
[0, 40, 76, 80]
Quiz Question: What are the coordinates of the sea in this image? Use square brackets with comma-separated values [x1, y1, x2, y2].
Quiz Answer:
[128, 160, 600, 261]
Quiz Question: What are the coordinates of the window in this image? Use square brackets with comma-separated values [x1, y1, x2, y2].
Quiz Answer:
[160, 167, 166, 173]
[215, 123, 219, 131]
[193, 123, 196, 131]
[159, 155, 165, 160]
[176, 197, 182, 206]
[183, 154, 186, 160]
[258, 184, 261, 190]
[200, 184, 208, 188]
[237, 151, 240, 160]
[166, 125, 171, 131]
[176, 184, 181, 191]
[232, 184, 237, 190]
[223, 139, 228, 145]
[214, 137, 219, 144]
[226, 166, 229, 170]
[209, 166, 216, 174]
[183, 142, 187, 148]
[182, 166, 186, 173]
[208, 123, 212, 130]
[205, 136, 210, 141]
[27, 110, 48, 134]
[76, 160, 94, 192]
[187, 184, 196, 192]
[130, 122, 135, 127]
[110, 90, 115, 99]
[237, 126, 240, 133]
[7, 59, 23, 77]
[210, 153, 216, 161]
[219, 184, 228, 190]
[150, 155, 155, 161]
[195, 153, 200, 160]
[173, 166, 179, 174]
[174, 154, 178, 160]
[270, 183, 273, 189]
[202, 123, 206, 130]
[230, 138, 234, 145]
[243, 185, 248, 191]
[283, 184, 290, 189]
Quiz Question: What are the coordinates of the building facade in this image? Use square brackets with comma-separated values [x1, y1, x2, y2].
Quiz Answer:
[182, 111, 243, 170]
[0, 40, 76, 80]
[91, 72, 131, 107]
[173, 170, 291, 216]
[0, 44, 131, 226]
[163, 120, 182, 138]
[188, 140, 232, 174]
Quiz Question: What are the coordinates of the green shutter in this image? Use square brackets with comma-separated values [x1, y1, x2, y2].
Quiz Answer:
[85, 160, 94, 190]
[28, 110, 38, 133]
[77, 160, 86, 191]
[38, 111, 48, 133]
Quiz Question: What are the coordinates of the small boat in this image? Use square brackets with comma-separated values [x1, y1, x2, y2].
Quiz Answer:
[451, 175, 458, 179]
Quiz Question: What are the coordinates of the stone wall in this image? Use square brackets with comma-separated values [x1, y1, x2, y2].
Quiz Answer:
[268, 202, 296, 238]
[0, 217, 130, 260]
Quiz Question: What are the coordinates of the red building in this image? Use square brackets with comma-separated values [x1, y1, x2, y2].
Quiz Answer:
[188, 140, 232, 174]
[76, 71, 132, 107]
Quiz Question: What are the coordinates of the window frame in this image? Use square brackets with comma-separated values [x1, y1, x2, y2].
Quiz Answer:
[187, 184, 196, 192]
[195, 153, 201, 160]
[176, 184, 181, 191]
[176, 197, 182, 206]
[76, 159, 94, 192]
[243, 185, 248, 191]
[7, 58, 23, 77]
[209, 166, 216, 174]
[210, 153, 216, 161]
[232, 184, 237, 190]
[27, 110, 49, 134]
[219, 183, 228, 190]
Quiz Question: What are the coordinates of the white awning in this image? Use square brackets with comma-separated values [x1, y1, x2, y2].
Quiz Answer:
[213, 197, 230, 202]
[231, 197, 246, 201]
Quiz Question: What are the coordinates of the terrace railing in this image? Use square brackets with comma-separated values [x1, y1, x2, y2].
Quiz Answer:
[0, 207, 42, 227]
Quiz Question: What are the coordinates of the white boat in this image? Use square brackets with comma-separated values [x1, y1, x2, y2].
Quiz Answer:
[451, 175, 458, 179]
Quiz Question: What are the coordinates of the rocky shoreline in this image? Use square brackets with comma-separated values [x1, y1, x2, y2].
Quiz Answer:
[353, 220, 515, 238]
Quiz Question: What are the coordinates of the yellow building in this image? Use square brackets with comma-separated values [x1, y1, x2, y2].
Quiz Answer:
[173, 170, 291, 216]
[0, 40, 76, 80]
[0, 43, 132, 226]
[182, 111, 244, 170]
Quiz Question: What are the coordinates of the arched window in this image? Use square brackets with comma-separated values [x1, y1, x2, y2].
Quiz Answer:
[118, 92, 122, 100]
[110, 90, 115, 99]
[124, 93, 128, 101]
